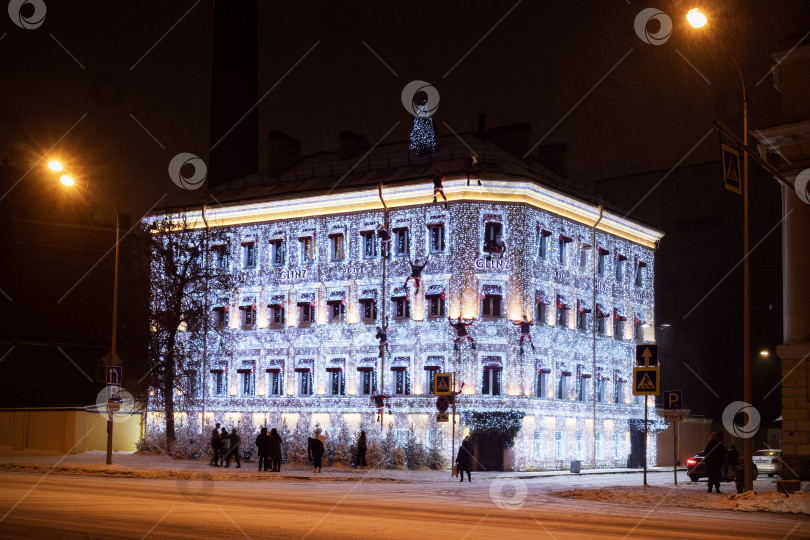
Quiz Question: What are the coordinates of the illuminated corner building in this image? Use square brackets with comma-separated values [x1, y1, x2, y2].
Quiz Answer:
[149, 124, 664, 471]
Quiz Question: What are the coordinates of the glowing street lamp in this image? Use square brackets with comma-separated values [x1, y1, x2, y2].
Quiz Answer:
[686, 8, 707, 28]
[687, 7, 753, 491]
[49, 160, 120, 466]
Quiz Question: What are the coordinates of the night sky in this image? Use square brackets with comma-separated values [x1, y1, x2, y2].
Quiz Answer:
[1, 1, 808, 421]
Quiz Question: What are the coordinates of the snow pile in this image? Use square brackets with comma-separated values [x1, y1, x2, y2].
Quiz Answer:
[555, 485, 810, 514]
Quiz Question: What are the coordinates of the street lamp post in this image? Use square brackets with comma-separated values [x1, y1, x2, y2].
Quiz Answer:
[688, 8, 753, 491]
[50, 160, 120, 465]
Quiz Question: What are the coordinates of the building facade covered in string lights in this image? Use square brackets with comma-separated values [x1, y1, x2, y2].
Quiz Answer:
[150, 128, 664, 470]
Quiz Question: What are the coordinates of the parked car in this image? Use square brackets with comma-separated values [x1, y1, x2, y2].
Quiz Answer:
[752, 449, 782, 477]
[686, 452, 758, 482]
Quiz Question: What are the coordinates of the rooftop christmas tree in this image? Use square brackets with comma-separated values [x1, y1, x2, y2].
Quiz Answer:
[408, 99, 437, 157]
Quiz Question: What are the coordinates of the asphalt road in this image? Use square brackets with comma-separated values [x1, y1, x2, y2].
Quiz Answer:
[0, 472, 805, 539]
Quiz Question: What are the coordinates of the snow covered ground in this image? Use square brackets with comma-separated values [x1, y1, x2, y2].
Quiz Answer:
[0, 448, 807, 515]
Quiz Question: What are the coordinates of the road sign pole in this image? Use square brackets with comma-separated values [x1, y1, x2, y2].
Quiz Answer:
[643, 395, 648, 486]
[674, 419, 678, 486]
[451, 372, 456, 479]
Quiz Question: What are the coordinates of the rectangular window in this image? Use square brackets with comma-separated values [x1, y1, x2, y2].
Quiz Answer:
[483, 222, 504, 255]
[558, 306, 568, 327]
[267, 370, 283, 396]
[576, 309, 588, 332]
[482, 367, 502, 396]
[242, 242, 256, 268]
[426, 294, 446, 317]
[597, 249, 609, 277]
[330, 234, 345, 261]
[595, 371, 606, 403]
[240, 305, 256, 329]
[360, 299, 377, 322]
[300, 237, 314, 264]
[558, 238, 567, 265]
[359, 370, 377, 395]
[615, 253, 626, 282]
[214, 245, 230, 271]
[429, 224, 445, 253]
[239, 370, 255, 396]
[183, 370, 197, 398]
[536, 302, 547, 326]
[579, 243, 591, 270]
[597, 306, 607, 335]
[613, 371, 624, 404]
[212, 370, 227, 396]
[576, 369, 587, 402]
[299, 303, 315, 326]
[328, 302, 345, 323]
[538, 231, 549, 259]
[557, 373, 570, 399]
[635, 262, 646, 286]
[298, 371, 313, 396]
[536, 371, 548, 398]
[393, 227, 410, 257]
[270, 239, 286, 266]
[394, 298, 411, 319]
[425, 367, 440, 394]
[614, 317, 624, 340]
[635, 318, 645, 341]
[329, 371, 345, 395]
[361, 231, 377, 258]
[482, 295, 502, 318]
[270, 305, 285, 326]
[213, 306, 228, 328]
[394, 369, 410, 395]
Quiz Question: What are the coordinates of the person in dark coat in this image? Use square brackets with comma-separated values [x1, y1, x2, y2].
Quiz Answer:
[356, 431, 367, 467]
[224, 428, 242, 468]
[704, 432, 727, 493]
[211, 423, 222, 466]
[456, 435, 473, 483]
[308, 435, 325, 473]
[255, 427, 270, 471]
[724, 444, 740, 482]
[268, 428, 283, 472]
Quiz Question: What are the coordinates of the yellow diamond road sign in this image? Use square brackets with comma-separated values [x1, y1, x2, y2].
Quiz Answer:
[721, 143, 742, 195]
[434, 373, 452, 395]
[633, 367, 660, 396]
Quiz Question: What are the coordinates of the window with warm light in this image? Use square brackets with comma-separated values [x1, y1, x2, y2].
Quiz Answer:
[300, 236, 314, 264]
[330, 234, 345, 262]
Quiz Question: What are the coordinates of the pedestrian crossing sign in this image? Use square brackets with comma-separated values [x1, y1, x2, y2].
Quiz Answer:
[721, 143, 742, 195]
[632, 367, 660, 396]
[434, 373, 452, 395]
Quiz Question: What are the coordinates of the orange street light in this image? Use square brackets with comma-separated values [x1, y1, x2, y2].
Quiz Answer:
[686, 8, 707, 28]
[59, 174, 75, 187]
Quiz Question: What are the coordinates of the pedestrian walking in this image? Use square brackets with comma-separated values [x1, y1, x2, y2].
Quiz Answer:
[308, 430, 326, 473]
[224, 427, 242, 468]
[219, 426, 229, 465]
[211, 423, 222, 466]
[456, 435, 473, 483]
[704, 432, 727, 493]
[269, 428, 283, 472]
[255, 427, 270, 471]
[356, 431, 367, 467]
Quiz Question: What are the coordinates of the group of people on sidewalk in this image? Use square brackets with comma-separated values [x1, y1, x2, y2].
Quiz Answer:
[209, 424, 242, 468]
[704, 432, 746, 494]
[254, 427, 284, 472]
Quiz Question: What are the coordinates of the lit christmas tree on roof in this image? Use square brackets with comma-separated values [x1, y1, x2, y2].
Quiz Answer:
[408, 99, 437, 156]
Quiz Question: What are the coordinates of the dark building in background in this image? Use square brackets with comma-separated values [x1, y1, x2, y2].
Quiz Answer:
[207, 0, 259, 189]
[594, 160, 784, 444]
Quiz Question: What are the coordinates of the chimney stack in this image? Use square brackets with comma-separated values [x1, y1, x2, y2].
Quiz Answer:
[339, 131, 370, 160]
[486, 123, 532, 158]
[267, 131, 301, 177]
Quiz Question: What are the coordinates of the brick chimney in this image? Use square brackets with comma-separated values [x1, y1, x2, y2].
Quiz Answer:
[537, 142, 568, 178]
[486, 123, 532, 157]
[339, 131, 370, 160]
[267, 131, 301, 177]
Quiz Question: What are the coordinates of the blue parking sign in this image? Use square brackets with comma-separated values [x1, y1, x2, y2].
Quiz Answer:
[663, 390, 682, 410]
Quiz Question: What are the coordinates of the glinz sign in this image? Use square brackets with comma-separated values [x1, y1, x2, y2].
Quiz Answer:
[474, 258, 509, 271]
[280, 268, 308, 280]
